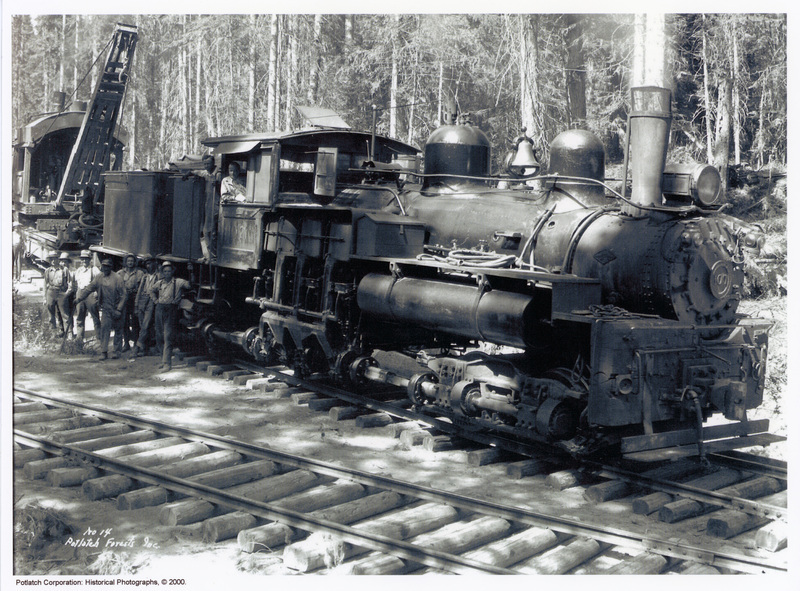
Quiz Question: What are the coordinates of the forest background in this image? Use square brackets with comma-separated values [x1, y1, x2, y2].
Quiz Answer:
[11, 14, 786, 178]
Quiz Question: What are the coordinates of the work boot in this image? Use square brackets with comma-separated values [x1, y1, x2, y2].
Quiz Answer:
[98, 352, 108, 361]
[160, 364, 172, 373]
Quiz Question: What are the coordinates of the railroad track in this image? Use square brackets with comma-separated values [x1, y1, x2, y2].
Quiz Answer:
[181, 353, 788, 519]
[13, 385, 787, 574]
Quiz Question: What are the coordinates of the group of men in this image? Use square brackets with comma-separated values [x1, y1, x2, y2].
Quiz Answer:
[41, 250, 189, 372]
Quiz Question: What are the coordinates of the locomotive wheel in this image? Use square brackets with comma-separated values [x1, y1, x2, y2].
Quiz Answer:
[349, 356, 378, 388]
[334, 350, 360, 385]
[450, 380, 480, 417]
[535, 398, 579, 440]
[407, 372, 437, 406]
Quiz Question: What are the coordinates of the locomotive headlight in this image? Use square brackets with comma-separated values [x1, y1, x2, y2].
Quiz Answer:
[662, 163, 722, 207]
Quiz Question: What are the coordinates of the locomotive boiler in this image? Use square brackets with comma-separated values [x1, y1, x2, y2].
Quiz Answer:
[96, 87, 771, 457]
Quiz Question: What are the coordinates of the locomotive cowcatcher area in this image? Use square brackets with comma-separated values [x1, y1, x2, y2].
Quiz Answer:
[10, 273, 787, 576]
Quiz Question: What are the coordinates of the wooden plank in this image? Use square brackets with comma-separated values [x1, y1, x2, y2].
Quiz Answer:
[755, 521, 788, 552]
[223, 369, 252, 381]
[604, 552, 668, 574]
[232, 373, 260, 385]
[659, 476, 782, 523]
[632, 468, 742, 515]
[506, 459, 554, 480]
[546, 470, 596, 491]
[584, 460, 703, 503]
[202, 512, 258, 543]
[517, 537, 605, 575]
[623, 432, 784, 462]
[355, 413, 393, 428]
[14, 449, 46, 469]
[621, 419, 771, 453]
[238, 523, 294, 553]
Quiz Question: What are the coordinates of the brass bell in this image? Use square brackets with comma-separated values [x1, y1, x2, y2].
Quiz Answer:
[509, 129, 540, 176]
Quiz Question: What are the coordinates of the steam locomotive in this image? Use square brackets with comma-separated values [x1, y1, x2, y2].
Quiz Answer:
[95, 87, 771, 457]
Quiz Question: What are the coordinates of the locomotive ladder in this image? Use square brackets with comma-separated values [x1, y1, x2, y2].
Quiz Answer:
[55, 23, 138, 208]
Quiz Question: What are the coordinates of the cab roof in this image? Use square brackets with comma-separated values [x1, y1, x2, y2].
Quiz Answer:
[202, 128, 419, 157]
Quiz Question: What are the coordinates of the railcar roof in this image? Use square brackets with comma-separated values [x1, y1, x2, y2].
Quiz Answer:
[202, 128, 419, 155]
[14, 110, 129, 147]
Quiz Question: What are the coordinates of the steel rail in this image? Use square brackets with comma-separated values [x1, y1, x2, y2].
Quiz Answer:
[709, 450, 787, 480]
[590, 463, 788, 522]
[14, 387, 786, 574]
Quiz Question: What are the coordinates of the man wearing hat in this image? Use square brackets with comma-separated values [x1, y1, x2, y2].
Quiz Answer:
[12, 221, 26, 283]
[74, 250, 101, 343]
[119, 253, 145, 352]
[43, 251, 64, 334]
[75, 258, 125, 360]
[149, 261, 190, 371]
[52, 252, 77, 338]
[133, 254, 159, 357]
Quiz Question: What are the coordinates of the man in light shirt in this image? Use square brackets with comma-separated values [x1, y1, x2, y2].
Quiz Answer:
[74, 250, 101, 343]
[43, 251, 64, 334]
[149, 261, 190, 372]
[53, 252, 77, 339]
[75, 258, 125, 360]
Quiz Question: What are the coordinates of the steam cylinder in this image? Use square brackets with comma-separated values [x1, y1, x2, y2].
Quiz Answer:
[357, 274, 535, 348]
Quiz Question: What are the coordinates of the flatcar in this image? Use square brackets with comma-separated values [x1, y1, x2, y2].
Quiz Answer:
[95, 86, 772, 458]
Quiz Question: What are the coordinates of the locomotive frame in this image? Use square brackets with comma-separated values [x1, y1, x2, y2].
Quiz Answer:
[92, 86, 775, 460]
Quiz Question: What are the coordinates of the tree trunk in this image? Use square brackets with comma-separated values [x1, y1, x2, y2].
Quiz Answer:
[196, 41, 202, 146]
[181, 15, 189, 156]
[632, 14, 667, 87]
[60, 15, 66, 93]
[128, 16, 138, 168]
[407, 40, 418, 145]
[755, 77, 766, 168]
[275, 16, 283, 130]
[73, 16, 79, 95]
[267, 14, 278, 131]
[702, 15, 714, 164]
[390, 15, 400, 138]
[565, 14, 586, 128]
[518, 15, 544, 146]
[248, 15, 256, 132]
[437, 60, 443, 125]
[285, 17, 297, 130]
[345, 15, 353, 46]
[713, 77, 732, 193]
[731, 18, 741, 165]
[307, 14, 322, 106]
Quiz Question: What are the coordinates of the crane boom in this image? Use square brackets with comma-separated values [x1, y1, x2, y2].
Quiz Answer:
[55, 23, 138, 208]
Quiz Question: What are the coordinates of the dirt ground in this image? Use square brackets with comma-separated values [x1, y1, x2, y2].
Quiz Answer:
[9, 271, 789, 581]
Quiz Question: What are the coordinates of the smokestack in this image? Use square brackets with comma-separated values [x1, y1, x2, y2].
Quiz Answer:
[623, 86, 672, 215]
